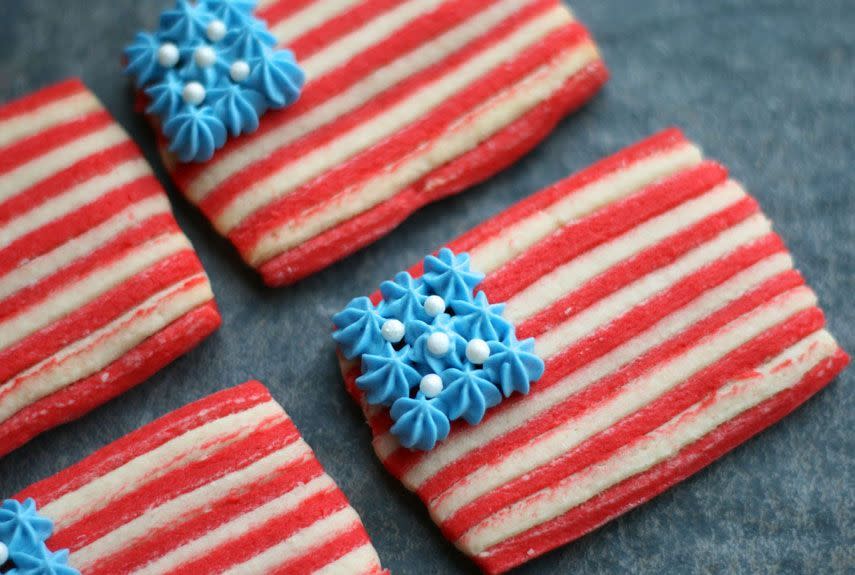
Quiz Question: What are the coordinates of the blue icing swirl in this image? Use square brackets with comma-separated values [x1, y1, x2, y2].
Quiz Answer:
[7, 548, 79, 575]
[379, 272, 428, 325]
[484, 337, 544, 397]
[124, 32, 163, 88]
[222, 19, 277, 60]
[249, 49, 305, 108]
[390, 396, 450, 451]
[407, 314, 467, 374]
[163, 106, 227, 163]
[159, 0, 212, 43]
[332, 297, 386, 360]
[451, 290, 511, 342]
[145, 71, 186, 118]
[208, 81, 266, 136]
[422, 248, 484, 303]
[202, 0, 257, 27]
[357, 344, 421, 406]
[439, 367, 501, 425]
[0, 499, 52, 554]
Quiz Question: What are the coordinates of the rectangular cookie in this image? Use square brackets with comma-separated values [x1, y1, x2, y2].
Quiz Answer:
[0, 79, 221, 457]
[11, 381, 385, 574]
[156, 0, 608, 285]
[337, 128, 849, 573]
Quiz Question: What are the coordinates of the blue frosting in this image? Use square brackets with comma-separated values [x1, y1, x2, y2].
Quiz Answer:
[333, 248, 545, 451]
[163, 106, 227, 163]
[390, 396, 450, 451]
[124, 0, 304, 162]
[0, 499, 79, 575]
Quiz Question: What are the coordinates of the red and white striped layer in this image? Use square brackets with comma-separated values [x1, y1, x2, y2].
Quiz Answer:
[0, 79, 221, 457]
[17, 381, 385, 575]
[338, 129, 849, 573]
[159, 0, 608, 286]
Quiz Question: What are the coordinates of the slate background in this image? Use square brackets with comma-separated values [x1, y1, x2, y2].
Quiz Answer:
[0, 0, 852, 573]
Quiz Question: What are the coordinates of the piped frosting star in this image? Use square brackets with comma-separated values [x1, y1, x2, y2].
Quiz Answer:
[357, 344, 421, 406]
[390, 396, 450, 451]
[440, 366, 501, 425]
[422, 248, 484, 303]
[332, 297, 387, 359]
[451, 290, 511, 342]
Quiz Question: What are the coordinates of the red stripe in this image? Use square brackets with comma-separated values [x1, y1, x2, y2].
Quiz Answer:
[0, 217, 180, 321]
[0, 78, 85, 123]
[270, 523, 374, 575]
[227, 22, 590, 252]
[2, 301, 222, 460]
[258, 58, 608, 286]
[0, 141, 142, 228]
[378, 212, 780, 477]
[0, 251, 204, 382]
[257, 0, 317, 27]
[441, 304, 825, 539]
[476, 347, 849, 574]
[0, 173, 162, 279]
[0, 110, 113, 175]
[481, 162, 729, 301]
[53, 419, 299, 552]
[15, 374, 264, 507]
[169, 488, 350, 575]
[173, 0, 503, 192]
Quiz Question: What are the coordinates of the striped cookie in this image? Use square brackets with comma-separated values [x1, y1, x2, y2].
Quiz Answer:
[0, 79, 221, 457]
[157, 0, 608, 285]
[338, 129, 849, 573]
[13, 381, 385, 574]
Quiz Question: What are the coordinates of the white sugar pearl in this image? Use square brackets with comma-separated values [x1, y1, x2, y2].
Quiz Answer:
[426, 332, 450, 356]
[0, 541, 8, 565]
[194, 45, 217, 68]
[420, 373, 443, 398]
[424, 295, 446, 317]
[466, 338, 490, 364]
[381, 319, 405, 343]
[206, 19, 227, 42]
[182, 82, 206, 106]
[157, 42, 179, 68]
[229, 60, 251, 83]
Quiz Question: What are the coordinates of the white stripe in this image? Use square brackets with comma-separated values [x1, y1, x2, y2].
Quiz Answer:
[0, 124, 128, 204]
[431, 284, 816, 521]
[248, 40, 599, 264]
[311, 544, 382, 575]
[470, 144, 704, 274]
[398, 249, 795, 489]
[0, 277, 213, 425]
[462, 329, 838, 555]
[0, 158, 151, 250]
[73, 440, 314, 571]
[216, 6, 573, 233]
[505, 180, 746, 323]
[221, 507, 363, 575]
[0, 194, 171, 299]
[131, 473, 336, 575]
[0, 91, 101, 149]
[42, 400, 287, 528]
[0, 232, 190, 352]
[189, 0, 539, 202]
[270, 0, 361, 46]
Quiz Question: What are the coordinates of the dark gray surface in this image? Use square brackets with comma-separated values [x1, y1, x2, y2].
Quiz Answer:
[0, 0, 852, 573]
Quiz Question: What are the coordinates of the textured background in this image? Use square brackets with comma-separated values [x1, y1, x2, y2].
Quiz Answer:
[0, 0, 852, 573]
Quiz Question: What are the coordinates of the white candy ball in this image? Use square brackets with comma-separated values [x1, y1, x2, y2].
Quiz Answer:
[381, 319, 405, 344]
[157, 42, 179, 68]
[229, 60, 251, 83]
[194, 45, 217, 69]
[182, 82, 206, 106]
[424, 295, 446, 317]
[0, 541, 8, 565]
[427, 332, 450, 356]
[420, 373, 443, 398]
[206, 19, 227, 42]
[466, 338, 490, 364]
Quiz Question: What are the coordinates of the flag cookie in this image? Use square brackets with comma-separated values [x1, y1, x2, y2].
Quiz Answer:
[9, 381, 386, 575]
[0, 79, 221, 457]
[336, 129, 849, 573]
[130, 0, 608, 285]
